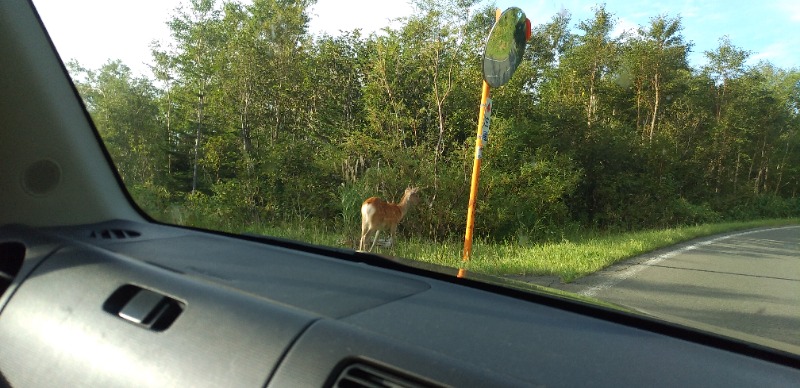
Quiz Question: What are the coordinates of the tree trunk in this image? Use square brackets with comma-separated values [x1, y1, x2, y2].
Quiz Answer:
[774, 139, 791, 194]
[192, 93, 204, 194]
[586, 64, 597, 129]
[649, 71, 659, 142]
[635, 76, 644, 140]
[165, 87, 172, 176]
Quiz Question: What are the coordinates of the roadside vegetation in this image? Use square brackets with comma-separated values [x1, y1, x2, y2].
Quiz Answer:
[237, 218, 798, 283]
[460, 219, 799, 282]
[69, 0, 799, 281]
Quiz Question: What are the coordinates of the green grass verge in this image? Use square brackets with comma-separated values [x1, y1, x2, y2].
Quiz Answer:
[411, 219, 799, 282]
[243, 218, 798, 283]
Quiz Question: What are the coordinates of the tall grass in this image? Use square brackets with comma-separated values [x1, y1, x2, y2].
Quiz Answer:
[217, 216, 799, 283]
[394, 219, 799, 282]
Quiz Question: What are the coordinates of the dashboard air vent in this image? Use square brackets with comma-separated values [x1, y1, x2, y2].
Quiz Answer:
[89, 229, 141, 240]
[332, 362, 440, 388]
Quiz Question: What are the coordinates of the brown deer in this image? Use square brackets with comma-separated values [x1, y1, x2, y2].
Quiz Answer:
[359, 187, 420, 252]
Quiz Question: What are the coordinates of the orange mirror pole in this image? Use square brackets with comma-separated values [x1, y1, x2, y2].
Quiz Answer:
[459, 83, 491, 278]
[459, 9, 501, 279]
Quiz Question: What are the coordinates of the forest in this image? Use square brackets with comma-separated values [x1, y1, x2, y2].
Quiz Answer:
[68, 0, 800, 246]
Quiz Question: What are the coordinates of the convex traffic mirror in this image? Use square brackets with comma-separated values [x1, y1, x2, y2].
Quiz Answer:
[482, 7, 531, 88]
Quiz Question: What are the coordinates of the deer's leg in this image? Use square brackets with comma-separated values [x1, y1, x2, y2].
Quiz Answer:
[369, 230, 380, 252]
[358, 214, 369, 251]
[359, 222, 369, 251]
[389, 225, 398, 248]
[379, 226, 395, 252]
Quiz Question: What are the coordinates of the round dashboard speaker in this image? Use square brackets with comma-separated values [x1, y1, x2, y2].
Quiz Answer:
[22, 159, 62, 196]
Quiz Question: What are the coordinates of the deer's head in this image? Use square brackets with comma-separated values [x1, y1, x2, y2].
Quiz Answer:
[404, 187, 421, 206]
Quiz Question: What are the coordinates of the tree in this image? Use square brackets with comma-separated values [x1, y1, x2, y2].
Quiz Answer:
[77, 1, 800, 238]
[702, 36, 751, 194]
[622, 15, 690, 142]
[159, 0, 226, 193]
[569, 6, 618, 130]
[70, 60, 162, 187]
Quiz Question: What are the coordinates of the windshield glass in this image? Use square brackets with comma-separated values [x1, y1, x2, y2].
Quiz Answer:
[33, 0, 800, 354]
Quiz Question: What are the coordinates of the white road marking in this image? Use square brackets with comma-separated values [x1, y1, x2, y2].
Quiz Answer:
[579, 226, 800, 297]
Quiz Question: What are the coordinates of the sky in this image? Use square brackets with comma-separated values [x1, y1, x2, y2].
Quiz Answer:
[32, 0, 800, 78]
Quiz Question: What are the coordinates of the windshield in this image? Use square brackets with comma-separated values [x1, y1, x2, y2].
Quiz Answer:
[33, 0, 800, 354]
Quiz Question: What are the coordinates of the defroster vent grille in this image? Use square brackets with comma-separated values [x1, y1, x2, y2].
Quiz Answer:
[332, 362, 441, 388]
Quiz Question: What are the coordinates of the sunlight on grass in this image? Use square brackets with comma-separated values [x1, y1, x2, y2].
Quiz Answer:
[241, 218, 797, 283]
[474, 219, 798, 282]
[362, 219, 799, 283]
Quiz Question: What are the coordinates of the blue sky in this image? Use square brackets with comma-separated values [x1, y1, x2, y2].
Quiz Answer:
[33, 0, 799, 77]
[499, 0, 800, 69]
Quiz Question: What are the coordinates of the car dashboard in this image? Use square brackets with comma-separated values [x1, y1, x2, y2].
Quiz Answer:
[1, 220, 799, 387]
[1, 0, 800, 385]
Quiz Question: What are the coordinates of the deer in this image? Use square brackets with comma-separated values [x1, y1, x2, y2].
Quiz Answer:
[359, 187, 420, 252]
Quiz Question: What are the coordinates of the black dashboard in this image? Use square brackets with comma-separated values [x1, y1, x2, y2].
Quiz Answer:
[2, 0, 800, 386]
[1, 220, 798, 387]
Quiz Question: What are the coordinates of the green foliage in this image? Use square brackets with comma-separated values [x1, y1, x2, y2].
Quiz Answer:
[127, 182, 176, 220]
[70, 60, 164, 188]
[664, 198, 721, 225]
[727, 194, 800, 220]
[483, 140, 582, 240]
[71, 0, 800, 250]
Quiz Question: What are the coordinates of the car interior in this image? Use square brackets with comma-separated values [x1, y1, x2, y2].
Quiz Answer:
[1, 0, 799, 386]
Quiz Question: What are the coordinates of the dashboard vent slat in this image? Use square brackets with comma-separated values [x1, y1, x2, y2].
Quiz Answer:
[333, 363, 440, 388]
[88, 229, 141, 240]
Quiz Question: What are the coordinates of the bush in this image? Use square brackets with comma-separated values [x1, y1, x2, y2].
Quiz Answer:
[483, 147, 583, 242]
[667, 198, 722, 225]
[128, 182, 175, 221]
[727, 194, 800, 220]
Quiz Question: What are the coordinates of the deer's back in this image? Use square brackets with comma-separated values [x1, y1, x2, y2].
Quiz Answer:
[361, 197, 403, 228]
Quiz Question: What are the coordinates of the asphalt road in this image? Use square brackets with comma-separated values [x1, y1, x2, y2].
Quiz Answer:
[544, 225, 800, 352]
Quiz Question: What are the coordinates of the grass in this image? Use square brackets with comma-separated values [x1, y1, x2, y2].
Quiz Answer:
[239, 218, 799, 283]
